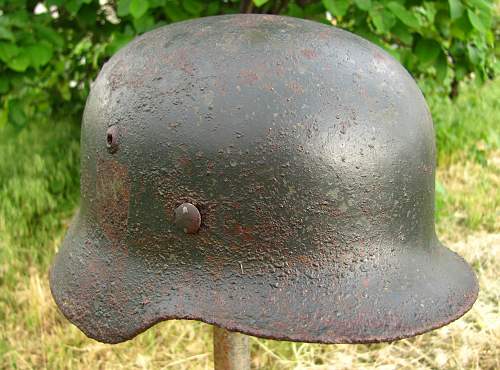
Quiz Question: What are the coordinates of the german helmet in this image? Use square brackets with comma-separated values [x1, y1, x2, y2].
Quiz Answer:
[50, 14, 478, 344]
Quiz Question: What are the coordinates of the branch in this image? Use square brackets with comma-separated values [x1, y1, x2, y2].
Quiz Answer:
[240, 0, 254, 13]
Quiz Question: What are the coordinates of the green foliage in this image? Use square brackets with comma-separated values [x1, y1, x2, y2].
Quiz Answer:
[431, 78, 499, 229]
[0, 0, 497, 127]
[0, 119, 80, 277]
[428, 77, 500, 165]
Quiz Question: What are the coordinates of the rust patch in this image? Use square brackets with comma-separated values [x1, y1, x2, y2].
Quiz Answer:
[418, 163, 433, 174]
[105, 59, 130, 91]
[374, 50, 387, 62]
[262, 82, 275, 91]
[177, 155, 192, 168]
[238, 69, 260, 85]
[362, 277, 370, 288]
[164, 47, 195, 76]
[233, 224, 255, 241]
[214, 78, 228, 97]
[96, 159, 130, 242]
[106, 53, 160, 91]
[318, 29, 331, 40]
[287, 81, 304, 95]
[301, 48, 318, 60]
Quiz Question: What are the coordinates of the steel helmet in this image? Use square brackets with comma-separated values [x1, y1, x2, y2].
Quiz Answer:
[50, 14, 478, 344]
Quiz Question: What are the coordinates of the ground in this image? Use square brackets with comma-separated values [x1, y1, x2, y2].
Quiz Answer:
[0, 79, 498, 369]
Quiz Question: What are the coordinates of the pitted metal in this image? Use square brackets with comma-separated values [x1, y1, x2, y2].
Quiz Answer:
[49, 14, 478, 344]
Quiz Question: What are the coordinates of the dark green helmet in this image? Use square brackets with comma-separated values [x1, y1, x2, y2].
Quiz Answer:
[50, 14, 478, 344]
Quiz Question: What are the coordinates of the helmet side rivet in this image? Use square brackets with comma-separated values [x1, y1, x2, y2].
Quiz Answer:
[106, 126, 119, 153]
[174, 203, 201, 234]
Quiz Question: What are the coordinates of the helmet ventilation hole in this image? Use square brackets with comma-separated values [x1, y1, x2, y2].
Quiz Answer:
[106, 126, 119, 153]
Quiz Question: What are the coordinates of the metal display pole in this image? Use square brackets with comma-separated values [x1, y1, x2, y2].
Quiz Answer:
[213, 326, 250, 370]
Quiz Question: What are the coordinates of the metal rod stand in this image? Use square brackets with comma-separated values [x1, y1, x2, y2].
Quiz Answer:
[213, 326, 250, 370]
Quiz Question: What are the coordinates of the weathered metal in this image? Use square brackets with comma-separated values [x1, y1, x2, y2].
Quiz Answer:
[49, 14, 478, 345]
[213, 326, 250, 370]
[174, 203, 202, 234]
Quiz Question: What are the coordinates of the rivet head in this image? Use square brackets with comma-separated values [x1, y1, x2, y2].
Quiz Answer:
[174, 203, 201, 234]
[106, 126, 119, 153]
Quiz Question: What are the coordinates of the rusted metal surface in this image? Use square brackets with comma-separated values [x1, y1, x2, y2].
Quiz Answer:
[213, 326, 250, 370]
[49, 14, 478, 344]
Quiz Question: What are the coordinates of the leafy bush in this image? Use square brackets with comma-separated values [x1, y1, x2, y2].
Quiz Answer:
[0, 0, 497, 128]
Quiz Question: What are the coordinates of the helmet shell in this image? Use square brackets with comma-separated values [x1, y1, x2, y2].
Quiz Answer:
[50, 14, 478, 344]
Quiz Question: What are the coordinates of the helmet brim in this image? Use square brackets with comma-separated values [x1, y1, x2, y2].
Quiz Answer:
[50, 211, 478, 344]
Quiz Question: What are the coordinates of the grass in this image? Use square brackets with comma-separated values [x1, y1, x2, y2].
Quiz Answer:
[0, 78, 498, 369]
[429, 78, 500, 166]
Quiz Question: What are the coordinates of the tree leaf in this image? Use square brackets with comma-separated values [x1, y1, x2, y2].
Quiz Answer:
[286, 3, 304, 17]
[0, 25, 14, 41]
[387, 2, 420, 28]
[129, 0, 149, 18]
[46, 0, 64, 6]
[370, 7, 396, 33]
[7, 99, 27, 127]
[354, 0, 371, 12]
[107, 32, 134, 55]
[467, 9, 488, 33]
[58, 82, 71, 101]
[450, 14, 472, 39]
[77, 3, 98, 26]
[33, 24, 64, 49]
[0, 42, 19, 62]
[117, 0, 131, 16]
[64, 0, 84, 16]
[164, 3, 190, 22]
[0, 75, 9, 93]
[415, 38, 441, 67]
[0, 109, 7, 128]
[205, 1, 220, 15]
[466, 44, 484, 65]
[370, 8, 385, 33]
[132, 14, 155, 33]
[467, 0, 492, 12]
[392, 21, 413, 45]
[322, 0, 350, 17]
[253, 0, 269, 7]
[448, 0, 464, 20]
[183, 0, 204, 15]
[421, 1, 437, 24]
[148, 0, 166, 7]
[8, 11, 30, 27]
[73, 37, 92, 55]
[27, 43, 54, 68]
[7, 52, 30, 72]
[435, 51, 448, 82]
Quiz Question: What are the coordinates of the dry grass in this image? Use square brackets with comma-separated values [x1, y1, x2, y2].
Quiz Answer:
[1, 151, 498, 370]
[436, 152, 500, 237]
